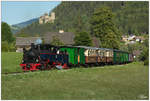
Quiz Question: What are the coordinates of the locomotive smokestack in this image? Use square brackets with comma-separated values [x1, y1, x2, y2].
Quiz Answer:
[31, 43, 35, 49]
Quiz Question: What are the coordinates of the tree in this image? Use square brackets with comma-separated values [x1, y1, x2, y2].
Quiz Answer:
[2, 22, 14, 43]
[74, 15, 84, 33]
[51, 35, 64, 46]
[74, 32, 93, 46]
[9, 42, 16, 52]
[2, 22, 16, 52]
[90, 6, 121, 49]
[139, 37, 149, 65]
[2, 41, 16, 52]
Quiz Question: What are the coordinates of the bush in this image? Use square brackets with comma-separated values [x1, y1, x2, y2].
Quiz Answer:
[139, 47, 149, 65]
[2, 41, 16, 52]
[144, 59, 149, 65]
[9, 43, 16, 52]
[139, 38, 149, 65]
[2, 41, 9, 52]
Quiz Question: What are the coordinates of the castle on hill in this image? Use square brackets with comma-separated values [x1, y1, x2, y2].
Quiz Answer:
[39, 12, 55, 24]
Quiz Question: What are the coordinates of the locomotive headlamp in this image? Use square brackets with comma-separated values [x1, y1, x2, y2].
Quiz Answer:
[36, 59, 39, 63]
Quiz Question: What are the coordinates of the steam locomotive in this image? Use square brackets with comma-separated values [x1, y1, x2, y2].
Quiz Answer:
[20, 43, 133, 71]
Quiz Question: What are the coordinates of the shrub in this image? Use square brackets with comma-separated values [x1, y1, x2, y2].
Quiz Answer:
[139, 38, 149, 65]
[9, 43, 16, 52]
[2, 41, 9, 52]
[2, 41, 16, 52]
[139, 47, 149, 65]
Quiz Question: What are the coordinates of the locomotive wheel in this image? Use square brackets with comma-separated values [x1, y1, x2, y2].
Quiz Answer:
[31, 70, 35, 72]
[40, 64, 45, 70]
[40, 63, 52, 70]
[95, 63, 99, 66]
[46, 64, 53, 70]
[84, 64, 89, 68]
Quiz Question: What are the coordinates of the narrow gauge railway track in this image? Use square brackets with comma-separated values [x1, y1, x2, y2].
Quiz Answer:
[2, 71, 30, 75]
[2, 64, 127, 75]
[2, 69, 56, 75]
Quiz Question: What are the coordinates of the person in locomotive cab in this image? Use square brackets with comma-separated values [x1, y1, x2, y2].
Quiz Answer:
[23, 47, 27, 53]
[22, 47, 28, 64]
[53, 48, 57, 54]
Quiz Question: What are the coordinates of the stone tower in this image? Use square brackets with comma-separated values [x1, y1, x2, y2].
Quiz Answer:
[39, 12, 55, 24]
[44, 13, 49, 23]
[39, 16, 44, 24]
[51, 12, 55, 20]
[49, 12, 55, 23]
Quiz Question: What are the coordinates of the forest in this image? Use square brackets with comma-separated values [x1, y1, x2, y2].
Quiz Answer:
[15, 1, 148, 37]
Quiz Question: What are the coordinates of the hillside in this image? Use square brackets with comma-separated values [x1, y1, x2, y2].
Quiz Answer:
[10, 25, 21, 34]
[11, 18, 38, 34]
[16, 1, 149, 37]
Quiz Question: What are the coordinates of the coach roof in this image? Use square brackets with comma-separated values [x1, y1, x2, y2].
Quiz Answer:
[16, 37, 41, 46]
[43, 32, 75, 45]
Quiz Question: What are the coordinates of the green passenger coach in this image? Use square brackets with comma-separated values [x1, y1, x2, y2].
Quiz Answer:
[113, 50, 129, 64]
[59, 46, 85, 65]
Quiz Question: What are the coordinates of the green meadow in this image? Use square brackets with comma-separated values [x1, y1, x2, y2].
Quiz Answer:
[2, 52, 23, 73]
[1, 52, 149, 100]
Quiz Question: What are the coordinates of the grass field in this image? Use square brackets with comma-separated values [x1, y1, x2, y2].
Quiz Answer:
[1, 53, 149, 100]
[2, 52, 23, 73]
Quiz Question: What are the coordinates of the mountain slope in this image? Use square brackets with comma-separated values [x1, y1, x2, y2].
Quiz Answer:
[10, 25, 21, 34]
[11, 18, 38, 34]
[12, 18, 38, 28]
[16, 1, 148, 37]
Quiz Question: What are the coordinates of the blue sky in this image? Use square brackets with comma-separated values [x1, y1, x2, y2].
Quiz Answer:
[2, 1, 61, 25]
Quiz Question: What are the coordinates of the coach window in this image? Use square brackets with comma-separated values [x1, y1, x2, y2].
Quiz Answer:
[88, 50, 90, 56]
[100, 51, 103, 57]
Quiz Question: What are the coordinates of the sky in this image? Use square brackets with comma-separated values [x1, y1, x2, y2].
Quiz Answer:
[2, 1, 61, 25]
